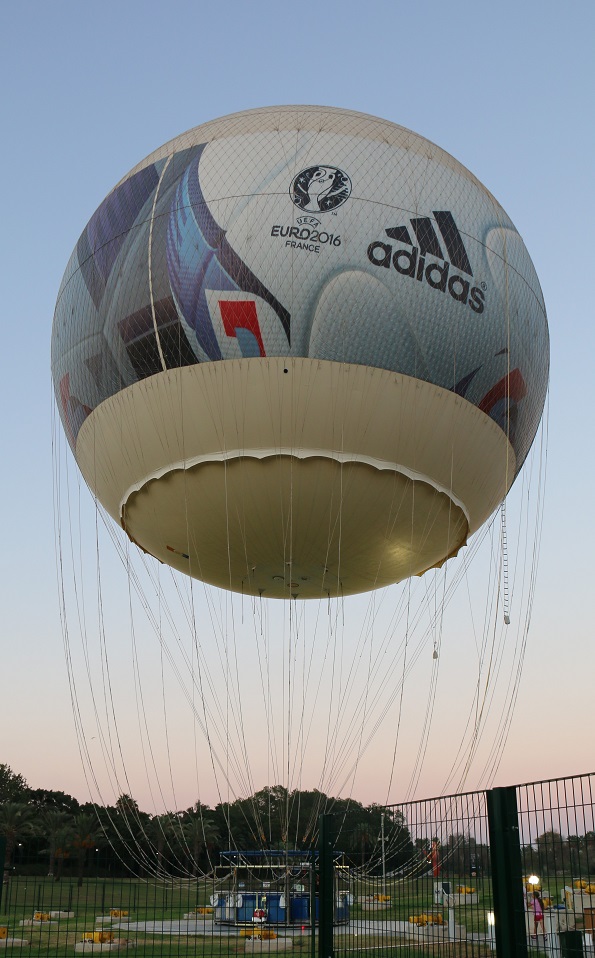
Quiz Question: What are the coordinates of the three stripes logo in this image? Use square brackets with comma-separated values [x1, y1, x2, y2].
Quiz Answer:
[367, 210, 485, 314]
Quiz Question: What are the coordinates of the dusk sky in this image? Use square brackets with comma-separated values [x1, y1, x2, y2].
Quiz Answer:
[1, 0, 593, 816]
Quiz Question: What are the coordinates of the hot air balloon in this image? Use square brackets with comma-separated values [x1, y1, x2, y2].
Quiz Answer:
[51, 106, 548, 600]
[52, 109, 550, 864]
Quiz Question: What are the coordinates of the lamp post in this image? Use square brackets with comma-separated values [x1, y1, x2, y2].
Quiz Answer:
[487, 911, 496, 951]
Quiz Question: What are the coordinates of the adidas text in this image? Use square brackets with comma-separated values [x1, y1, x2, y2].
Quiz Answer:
[366, 241, 485, 314]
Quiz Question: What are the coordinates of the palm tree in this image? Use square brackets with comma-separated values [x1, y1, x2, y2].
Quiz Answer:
[181, 817, 220, 876]
[72, 812, 100, 887]
[351, 821, 376, 868]
[36, 809, 73, 878]
[49, 824, 74, 881]
[0, 802, 35, 879]
[149, 813, 180, 876]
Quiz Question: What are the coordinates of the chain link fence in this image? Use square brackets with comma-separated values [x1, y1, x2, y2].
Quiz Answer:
[0, 774, 593, 955]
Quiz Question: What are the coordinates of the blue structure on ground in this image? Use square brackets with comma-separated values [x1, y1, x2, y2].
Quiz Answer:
[213, 850, 350, 926]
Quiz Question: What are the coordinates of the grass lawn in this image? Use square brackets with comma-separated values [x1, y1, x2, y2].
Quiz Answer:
[0, 873, 556, 956]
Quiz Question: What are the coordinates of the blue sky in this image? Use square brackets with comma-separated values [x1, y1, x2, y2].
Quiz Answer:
[1, 0, 593, 811]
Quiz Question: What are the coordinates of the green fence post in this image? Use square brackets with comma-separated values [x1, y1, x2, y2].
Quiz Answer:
[487, 786, 528, 958]
[318, 815, 334, 958]
[0, 838, 5, 911]
[310, 855, 317, 958]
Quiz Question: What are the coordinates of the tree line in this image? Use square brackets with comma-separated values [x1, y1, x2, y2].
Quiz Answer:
[0, 765, 415, 882]
[6, 765, 586, 884]
[521, 829, 595, 879]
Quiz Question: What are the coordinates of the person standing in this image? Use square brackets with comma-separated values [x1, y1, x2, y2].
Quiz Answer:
[531, 891, 547, 941]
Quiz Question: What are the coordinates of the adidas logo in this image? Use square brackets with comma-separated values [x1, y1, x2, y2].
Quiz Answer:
[366, 210, 485, 314]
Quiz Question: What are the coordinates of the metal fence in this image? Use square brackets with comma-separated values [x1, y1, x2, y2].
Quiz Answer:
[0, 773, 593, 956]
[336, 789, 494, 957]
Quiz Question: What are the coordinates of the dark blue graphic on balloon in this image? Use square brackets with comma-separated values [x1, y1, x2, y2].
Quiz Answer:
[167, 145, 290, 360]
[77, 165, 160, 307]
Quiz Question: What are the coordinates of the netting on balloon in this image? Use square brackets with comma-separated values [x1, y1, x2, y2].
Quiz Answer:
[51, 107, 548, 472]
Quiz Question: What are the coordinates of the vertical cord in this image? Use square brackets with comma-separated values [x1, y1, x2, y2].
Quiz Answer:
[148, 154, 172, 372]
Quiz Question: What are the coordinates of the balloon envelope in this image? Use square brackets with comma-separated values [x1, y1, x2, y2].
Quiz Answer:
[51, 106, 549, 598]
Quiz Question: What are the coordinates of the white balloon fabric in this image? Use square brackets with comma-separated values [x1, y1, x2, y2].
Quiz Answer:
[52, 106, 549, 598]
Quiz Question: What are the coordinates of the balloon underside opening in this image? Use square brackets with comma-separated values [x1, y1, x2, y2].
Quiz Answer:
[122, 456, 469, 598]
